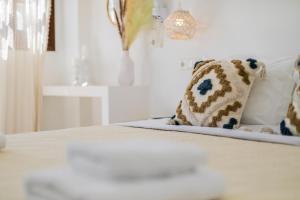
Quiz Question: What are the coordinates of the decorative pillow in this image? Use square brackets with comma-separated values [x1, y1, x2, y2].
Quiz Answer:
[169, 59, 265, 129]
[280, 56, 300, 136]
[242, 57, 295, 125]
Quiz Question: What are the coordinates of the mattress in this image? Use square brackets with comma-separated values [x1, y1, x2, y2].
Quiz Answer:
[0, 125, 300, 200]
[120, 119, 300, 146]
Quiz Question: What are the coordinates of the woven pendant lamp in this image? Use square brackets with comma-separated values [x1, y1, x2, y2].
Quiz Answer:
[164, 1, 197, 40]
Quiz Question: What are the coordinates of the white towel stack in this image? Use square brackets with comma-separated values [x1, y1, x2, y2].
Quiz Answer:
[0, 133, 6, 150]
[68, 140, 208, 180]
[24, 139, 225, 200]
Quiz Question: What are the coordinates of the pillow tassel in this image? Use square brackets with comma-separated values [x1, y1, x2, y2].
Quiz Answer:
[256, 63, 266, 79]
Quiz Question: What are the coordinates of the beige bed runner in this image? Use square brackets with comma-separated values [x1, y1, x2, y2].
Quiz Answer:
[0, 125, 300, 200]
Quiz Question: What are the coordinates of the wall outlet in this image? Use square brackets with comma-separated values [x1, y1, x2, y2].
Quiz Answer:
[180, 58, 200, 70]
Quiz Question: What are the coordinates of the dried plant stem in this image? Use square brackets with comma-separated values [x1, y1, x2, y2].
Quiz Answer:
[113, 0, 152, 51]
[114, 8, 122, 38]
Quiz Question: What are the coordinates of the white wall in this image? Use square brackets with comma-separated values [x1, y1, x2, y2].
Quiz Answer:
[44, 0, 65, 85]
[77, 0, 150, 86]
[42, 0, 300, 128]
[42, 0, 151, 129]
[43, 0, 150, 86]
[42, 0, 81, 130]
[149, 0, 300, 117]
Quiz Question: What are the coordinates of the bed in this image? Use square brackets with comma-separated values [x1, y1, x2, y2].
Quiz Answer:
[1, 123, 300, 200]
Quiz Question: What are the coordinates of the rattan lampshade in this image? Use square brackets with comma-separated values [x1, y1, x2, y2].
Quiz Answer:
[164, 9, 197, 40]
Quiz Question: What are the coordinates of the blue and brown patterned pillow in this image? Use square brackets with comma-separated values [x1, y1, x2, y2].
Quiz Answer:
[280, 56, 300, 136]
[169, 59, 265, 129]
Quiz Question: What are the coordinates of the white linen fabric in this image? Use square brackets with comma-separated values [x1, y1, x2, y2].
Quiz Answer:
[119, 119, 300, 146]
[0, 0, 51, 133]
[68, 140, 207, 180]
[24, 167, 224, 200]
[242, 57, 295, 125]
[0, 133, 6, 149]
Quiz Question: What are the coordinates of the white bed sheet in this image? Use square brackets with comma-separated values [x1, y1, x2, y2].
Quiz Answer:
[119, 119, 300, 146]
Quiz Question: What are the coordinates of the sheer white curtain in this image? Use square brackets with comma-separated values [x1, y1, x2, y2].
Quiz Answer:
[0, 0, 51, 133]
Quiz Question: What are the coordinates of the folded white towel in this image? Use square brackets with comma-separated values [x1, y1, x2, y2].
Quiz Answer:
[25, 167, 224, 200]
[67, 139, 207, 180]
[0, 133, 6, 150]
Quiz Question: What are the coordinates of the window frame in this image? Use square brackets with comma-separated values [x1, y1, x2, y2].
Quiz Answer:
[47, 0, 55, 51]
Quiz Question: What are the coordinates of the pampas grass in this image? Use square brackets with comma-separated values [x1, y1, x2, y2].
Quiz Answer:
[114, 0, 153, 50]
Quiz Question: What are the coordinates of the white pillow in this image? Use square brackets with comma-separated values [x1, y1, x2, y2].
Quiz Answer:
[241, 58, 295, 125]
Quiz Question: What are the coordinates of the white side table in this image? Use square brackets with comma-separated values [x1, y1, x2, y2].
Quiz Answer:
[43, 86, 149, 125]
